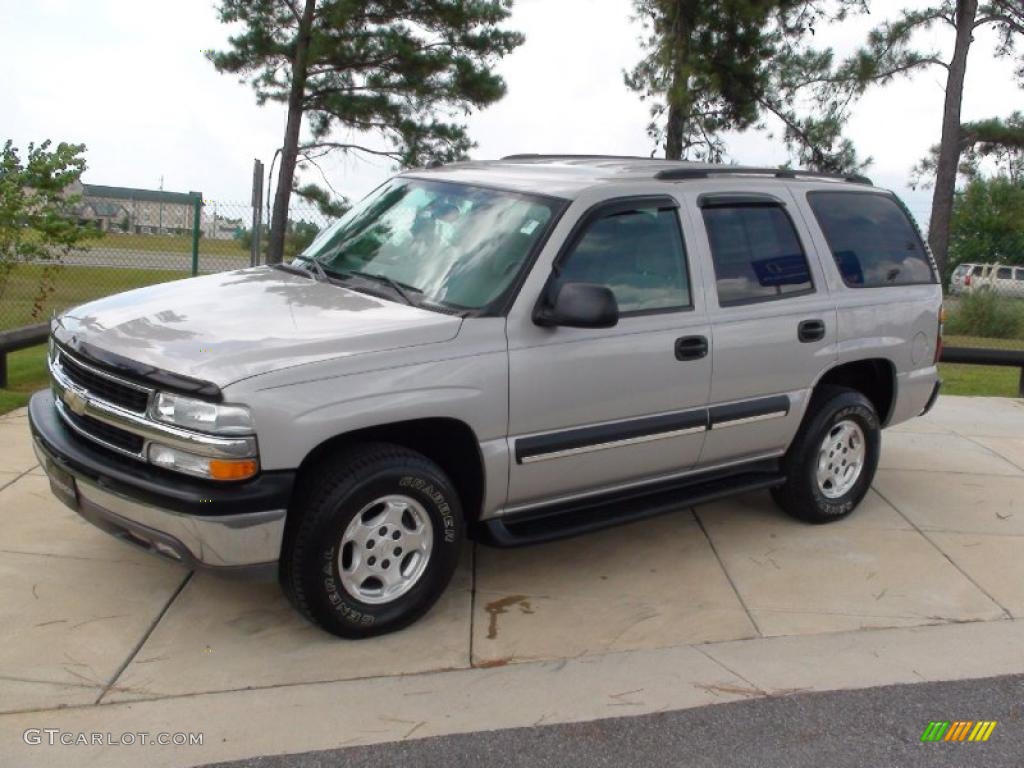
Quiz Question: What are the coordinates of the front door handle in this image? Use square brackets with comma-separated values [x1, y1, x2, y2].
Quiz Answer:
[675, 335, 708, 361]
[798, 319, 826, 343]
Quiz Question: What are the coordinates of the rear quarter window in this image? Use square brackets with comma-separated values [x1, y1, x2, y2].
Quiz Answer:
[807, 192, 936, 288]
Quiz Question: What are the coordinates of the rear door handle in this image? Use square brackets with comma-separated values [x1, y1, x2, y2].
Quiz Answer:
[798, 319, 826, 343]
[675, 335, 708, 361]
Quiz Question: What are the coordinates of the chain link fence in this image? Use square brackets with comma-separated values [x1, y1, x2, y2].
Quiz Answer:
[0, 197, 335, 333]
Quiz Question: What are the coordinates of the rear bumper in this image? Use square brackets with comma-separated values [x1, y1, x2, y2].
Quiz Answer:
[29, 390, 293, 578]
[920, 380, 942, 417]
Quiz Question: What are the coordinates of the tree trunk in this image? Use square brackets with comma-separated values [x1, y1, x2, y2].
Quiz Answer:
[664, 2, 689, 160]
[665, 105, 684, 160]
[927, 0, 977, 275]
[267, 0, 317, 264]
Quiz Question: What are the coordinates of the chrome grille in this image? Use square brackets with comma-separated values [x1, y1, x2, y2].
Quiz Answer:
[58, 404, 145, 455]
[57, 350, 151, 413]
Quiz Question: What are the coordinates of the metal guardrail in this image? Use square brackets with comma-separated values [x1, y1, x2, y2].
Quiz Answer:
[941, 346, 1024, 397]
[0, 323, 48, 388]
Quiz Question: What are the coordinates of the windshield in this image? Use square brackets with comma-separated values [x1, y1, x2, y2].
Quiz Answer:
[297, 178, 560, 311]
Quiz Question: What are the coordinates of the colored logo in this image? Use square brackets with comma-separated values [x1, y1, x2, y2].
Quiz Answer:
[921, 721, 997, 742]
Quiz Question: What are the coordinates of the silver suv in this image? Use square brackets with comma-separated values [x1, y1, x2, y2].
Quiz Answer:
[30, 156, 943, 637]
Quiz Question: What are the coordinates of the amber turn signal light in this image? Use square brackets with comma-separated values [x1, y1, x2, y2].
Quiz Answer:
[208, 458, 259, 481]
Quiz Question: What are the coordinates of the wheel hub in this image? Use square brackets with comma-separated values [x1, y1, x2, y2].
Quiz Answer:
[338, 495, 433, 604]
[815, 419, 866, 500]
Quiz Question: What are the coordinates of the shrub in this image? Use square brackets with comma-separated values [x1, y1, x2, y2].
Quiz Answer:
[946, 291, 1024, 339]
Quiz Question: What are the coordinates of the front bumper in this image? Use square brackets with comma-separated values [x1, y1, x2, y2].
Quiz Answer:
[29, 390, 294, 578]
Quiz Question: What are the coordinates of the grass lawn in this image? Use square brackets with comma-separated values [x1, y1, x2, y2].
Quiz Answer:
[0, 263, 185, 331]
[939, 334, 1023, 397]
[0, 345, 47, 415]
[97, 232, 249, 256]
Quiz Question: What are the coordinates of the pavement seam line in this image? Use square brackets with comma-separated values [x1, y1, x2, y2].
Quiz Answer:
[94, 571, 194, 706]
[692, 507, 763, 637]
[956, 433, 1024, 473]
[0, 463, 39, 494]
[872, 484, 1015, 621]
[692, 644, 767, 695]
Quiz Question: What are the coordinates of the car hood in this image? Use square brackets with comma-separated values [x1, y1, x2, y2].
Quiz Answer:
[53, 267, 463, 387]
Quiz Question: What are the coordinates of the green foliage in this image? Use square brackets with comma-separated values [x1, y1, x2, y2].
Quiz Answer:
[624, 0, 872, 172]
[913, 112, 1024, 187]
[209, 1, 523, 167]
[948, 176, 1024, 276]
[0, 140, 99, 321]
[848, 2, 1023, 89]
[295, 182, 350, 219]
[945, 291, 1024, 339]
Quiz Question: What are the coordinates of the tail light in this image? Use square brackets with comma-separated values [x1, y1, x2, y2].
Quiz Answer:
[935, 306, 946, 364]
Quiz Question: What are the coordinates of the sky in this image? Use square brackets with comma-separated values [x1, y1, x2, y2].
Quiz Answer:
[2, 0, 1021, 227]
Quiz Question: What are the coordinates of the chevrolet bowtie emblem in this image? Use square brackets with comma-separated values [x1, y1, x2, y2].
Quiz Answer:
[63, 388, 88, 416]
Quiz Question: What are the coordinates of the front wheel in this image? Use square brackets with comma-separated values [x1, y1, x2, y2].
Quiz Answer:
[771, 387, 880, 524]
[280, 443, 464, 638]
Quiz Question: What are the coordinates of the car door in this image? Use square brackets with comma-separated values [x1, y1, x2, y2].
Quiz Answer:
[682, 185, 838, 467]
[504, 192, 712, 509]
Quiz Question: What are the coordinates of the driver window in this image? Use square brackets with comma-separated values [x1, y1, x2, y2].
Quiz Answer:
[557, 206, 691, 314]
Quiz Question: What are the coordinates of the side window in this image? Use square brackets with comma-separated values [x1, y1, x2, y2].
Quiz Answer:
[701, 204, 813, 306]
[557, 206, 691, 314]
[807, 192, 937, 287]
[997, 267, 1013, 280]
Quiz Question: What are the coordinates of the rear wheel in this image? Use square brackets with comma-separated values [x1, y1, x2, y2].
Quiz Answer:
[771, 387, 880, 524]
[280, 443, 464, 638]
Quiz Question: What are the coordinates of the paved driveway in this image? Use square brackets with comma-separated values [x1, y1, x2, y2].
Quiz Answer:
[1, 395, 1023, 766]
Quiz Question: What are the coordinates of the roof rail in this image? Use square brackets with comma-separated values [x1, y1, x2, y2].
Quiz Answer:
[654, 166, 873, 186]
[501, 153, 657, 161]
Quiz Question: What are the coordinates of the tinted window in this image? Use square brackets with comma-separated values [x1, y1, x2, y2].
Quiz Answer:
[807, 192, 936, 287]
[557, 207, 690, 314]
[701, 205, 813, 305]
[997, 267, 1013, 279]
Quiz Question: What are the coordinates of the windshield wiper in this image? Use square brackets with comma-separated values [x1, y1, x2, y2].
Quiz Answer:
[344, 270, 420, 307]
[275, 258, 329, 283]
[295, 256, 329, 282]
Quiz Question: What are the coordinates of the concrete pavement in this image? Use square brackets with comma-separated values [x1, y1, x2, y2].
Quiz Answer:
[1, 395, 1023, 766]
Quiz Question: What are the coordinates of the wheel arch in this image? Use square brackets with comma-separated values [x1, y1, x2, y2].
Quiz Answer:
[811, 358, 897, 426]
[292, 417, 487, 525]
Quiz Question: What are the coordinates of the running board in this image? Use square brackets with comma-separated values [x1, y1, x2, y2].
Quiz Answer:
[480, 461, 785, 548]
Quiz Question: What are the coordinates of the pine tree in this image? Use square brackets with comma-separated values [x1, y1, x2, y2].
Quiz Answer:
[844, 1, 1023, 272]
[624, 0, 873, 172]
[210, 1, 523, 263]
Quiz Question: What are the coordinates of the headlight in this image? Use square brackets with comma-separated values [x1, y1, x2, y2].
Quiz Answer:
[151, 392, 254, 435]
[149, 443, 259, 481]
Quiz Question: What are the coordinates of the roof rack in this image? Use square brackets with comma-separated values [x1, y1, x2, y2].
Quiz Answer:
[501, 153, 657, 161]
[654, 166, 872, 186]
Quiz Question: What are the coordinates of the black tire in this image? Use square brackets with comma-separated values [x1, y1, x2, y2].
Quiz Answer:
[280, 442, 464, 638]
[771, 387, 880, 524]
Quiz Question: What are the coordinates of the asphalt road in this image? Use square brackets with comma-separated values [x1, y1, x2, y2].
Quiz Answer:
[206, 673, 1024, 768]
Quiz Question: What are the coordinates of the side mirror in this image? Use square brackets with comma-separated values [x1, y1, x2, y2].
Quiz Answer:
[534, 282, 619, 329]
